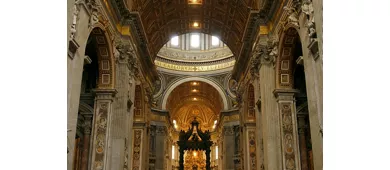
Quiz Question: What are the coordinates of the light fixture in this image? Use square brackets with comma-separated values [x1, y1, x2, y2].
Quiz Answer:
[193, 97, 197, 101]
[173, 120, 177, 124]
[191, 82, 198, 86]
[174, 124, 178, 129]
[193, 151, 197, 157]
[212, 125, 216, 129]
[215, 146, 218, 160]
[214, 120, 217, 124]
[188, 0, 202, 5]
[193, 22, 199, 27]
[192, 89, 198, 92]
[172, 145, 175, 159]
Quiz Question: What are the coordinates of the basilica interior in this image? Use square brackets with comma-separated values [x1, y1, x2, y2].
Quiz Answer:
[67, 0, 323, 170]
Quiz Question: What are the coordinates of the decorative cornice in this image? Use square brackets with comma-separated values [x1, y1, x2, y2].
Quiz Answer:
[93, 89, 118, 100]
[155, 59, 235, 72]
[157, 47, 234, 63]
[273, 88, 299, 100]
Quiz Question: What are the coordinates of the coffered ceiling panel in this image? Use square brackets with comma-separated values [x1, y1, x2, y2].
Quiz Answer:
[127, 0, 256, 59]
[112, 0, 280, 81]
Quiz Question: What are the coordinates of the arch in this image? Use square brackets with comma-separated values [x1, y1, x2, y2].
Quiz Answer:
[86, 27, 115, 89]
[162, 77, 229, 111]
[276, 26, 303, 89]
[78, 102, 94, 114]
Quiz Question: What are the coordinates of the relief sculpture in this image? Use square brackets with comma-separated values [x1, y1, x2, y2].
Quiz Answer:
[281, 103, 296, 170]
[94, 103, 108, 170]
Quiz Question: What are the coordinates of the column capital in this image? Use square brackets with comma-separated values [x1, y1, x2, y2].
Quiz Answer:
[92, 89, 117, 100]
[273, 89, 299, 100]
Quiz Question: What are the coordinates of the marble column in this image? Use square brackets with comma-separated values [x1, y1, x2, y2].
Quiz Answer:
[81, 113, 93, 170]
[90, 89, 117, 170]
[273, 89, 301, 170]
[155, 126, 167, 170]
[258, 53, 282, 170]
[297, 114, 309, 170]
[301, 26, 323, 170]
[252, 77, 264, 170]
[108, 43, 135, 170]
[222, 126, 235, 170]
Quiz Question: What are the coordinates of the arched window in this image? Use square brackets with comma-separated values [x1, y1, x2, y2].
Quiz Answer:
[190, 34, 200, 48]
[171, 36, 179, 46]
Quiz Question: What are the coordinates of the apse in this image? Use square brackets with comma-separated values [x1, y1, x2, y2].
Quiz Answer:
[166, 81, 223, 131]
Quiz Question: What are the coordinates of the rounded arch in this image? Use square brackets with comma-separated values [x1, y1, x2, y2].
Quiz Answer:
[162, 77, 229, 110]
[78, 102, 94, 114]
[276, 26, 303, 89]
[86, 27, 115, 89]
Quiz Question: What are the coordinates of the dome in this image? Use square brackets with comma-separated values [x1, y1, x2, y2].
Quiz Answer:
[154, 33, 235, 73]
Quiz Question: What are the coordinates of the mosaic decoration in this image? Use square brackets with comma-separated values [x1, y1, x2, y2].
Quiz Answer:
[132, 130, 142, 170]
[93, 102, 108, 170]
[248, 130, 257, 170]
[280, 103, 297, 170]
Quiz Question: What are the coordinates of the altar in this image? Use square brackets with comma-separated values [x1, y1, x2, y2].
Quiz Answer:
[177, 118, 213, 170]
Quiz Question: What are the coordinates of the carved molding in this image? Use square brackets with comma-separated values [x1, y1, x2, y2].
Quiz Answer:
[248, 130, 257, 170]
[132, 130, 142, 170]
[92, 102, 109, 170]
[158, 46, 233, 63]
[223, 126, 234, 136]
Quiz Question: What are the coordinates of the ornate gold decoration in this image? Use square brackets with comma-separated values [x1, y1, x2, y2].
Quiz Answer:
[157, 45, 233, 63]
[280, 103, 297, 170]
[167, 82, 223, 131]
[259, 26, 269, 35]
[248, 130, 257, 170]
[155, 60, 235, 72]
[93, 102, 108, 170]
[184, 150, 206, 170]
[132, 130, 142, 170]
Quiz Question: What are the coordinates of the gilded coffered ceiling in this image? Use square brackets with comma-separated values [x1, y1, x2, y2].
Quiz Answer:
[167, 81, 223, 131]
[110, 0, 280, 80]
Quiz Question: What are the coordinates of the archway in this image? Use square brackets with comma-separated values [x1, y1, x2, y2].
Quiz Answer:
[278, 26, 314, 170]
[72, 27, 115, 169]
[162, 77, 228, 110]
